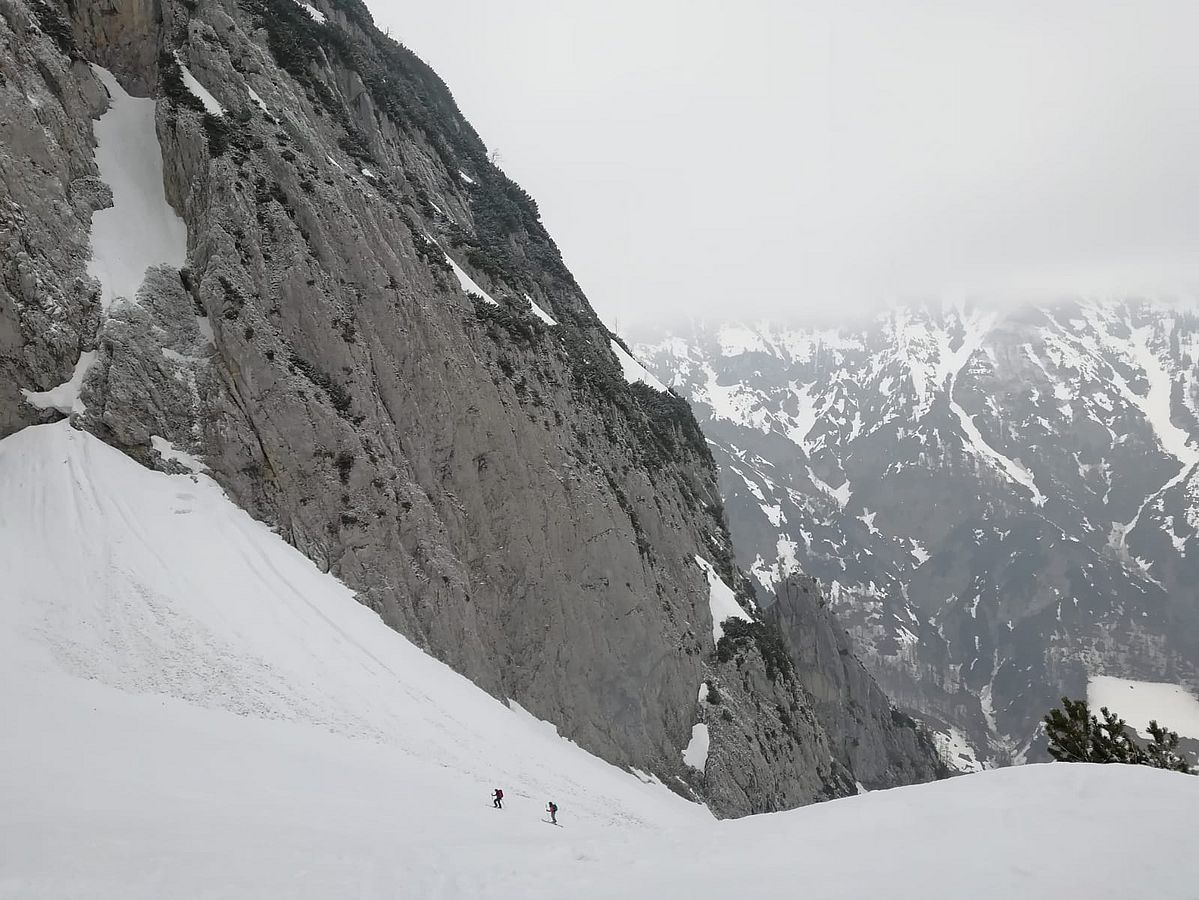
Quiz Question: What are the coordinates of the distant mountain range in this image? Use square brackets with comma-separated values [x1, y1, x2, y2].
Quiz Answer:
[635, 300, 1199, 768]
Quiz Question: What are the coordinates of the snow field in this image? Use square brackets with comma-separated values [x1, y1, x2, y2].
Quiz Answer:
[611, 339, 669, 392]
[87, 65, 188, 310]
[1, 423, 1198, 896]
[1088, 675, 1199, 739]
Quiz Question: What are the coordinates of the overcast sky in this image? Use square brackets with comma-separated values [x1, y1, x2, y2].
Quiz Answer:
[365, 1, 1199, 325]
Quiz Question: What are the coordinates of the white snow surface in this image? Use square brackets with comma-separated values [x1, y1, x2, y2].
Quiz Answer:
[717, 323, 770, 356]
[786, 380, 820, 448]
[174, 53, 225, 116]
[458, 169, 476, 185]
[150, 435, 208, 474]
[88, 66, 188, 310]
[246, 85, 269, 114]
[293, 0, 326, 23]
[20, 350, 96, 415]
[2, 424, 1198, 896]
[681, 723, 710, 772]
[611, 340, 668, 392]
[524, 293, 557, 325]
[442, 251, 498, 306]
[1088, 675, 1199, 739]
[694, 554, 751, 642]
[933, 726, 985, 774]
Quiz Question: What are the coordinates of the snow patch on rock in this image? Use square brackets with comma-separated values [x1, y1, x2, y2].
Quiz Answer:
[524, 293, 557, 326]
[21, 351, 96, 415]
[174, 53, 225, 116]
[694, 555, 752, 642]
[682, 723, 710, 772]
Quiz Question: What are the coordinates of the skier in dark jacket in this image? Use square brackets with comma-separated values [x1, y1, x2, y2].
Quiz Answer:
[547, 801, 558, 824]
[492, 788, 504, 809]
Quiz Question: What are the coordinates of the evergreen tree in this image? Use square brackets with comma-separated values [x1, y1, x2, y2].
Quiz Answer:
[1044, 697, 1196, 774]
[1143, 721, 1195, 773]
[1093, 707, 1147, 765]
[1044, 697, 1098, 762]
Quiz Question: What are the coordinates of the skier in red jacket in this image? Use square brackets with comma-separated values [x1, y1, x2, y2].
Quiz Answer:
[492, 788, 504, 809]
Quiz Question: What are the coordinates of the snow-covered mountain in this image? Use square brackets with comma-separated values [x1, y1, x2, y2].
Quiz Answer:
[4, 419, 1197, 898]
[635, 300, 1199, 768]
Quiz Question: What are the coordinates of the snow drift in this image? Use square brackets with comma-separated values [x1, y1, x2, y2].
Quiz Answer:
[1, 423, 1197, 898]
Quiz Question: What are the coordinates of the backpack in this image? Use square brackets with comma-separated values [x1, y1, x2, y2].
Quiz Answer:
[548, 802, 557, 813]
[495, 789, 503, 799]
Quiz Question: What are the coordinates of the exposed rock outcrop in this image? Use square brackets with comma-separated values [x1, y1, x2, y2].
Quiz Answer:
[770, 574, 948, 788]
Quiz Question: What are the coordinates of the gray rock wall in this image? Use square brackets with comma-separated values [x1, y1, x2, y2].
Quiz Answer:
[770, 575, 949, 788]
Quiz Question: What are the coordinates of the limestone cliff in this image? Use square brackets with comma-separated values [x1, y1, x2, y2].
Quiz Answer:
[0, 0, 944, 814]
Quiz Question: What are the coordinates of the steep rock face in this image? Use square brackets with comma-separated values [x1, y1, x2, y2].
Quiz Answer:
[635, 303, 1199, 770]
[769, 574, 945, 788]
[2, 0, 943, 814]
[0, 1, 105, 438]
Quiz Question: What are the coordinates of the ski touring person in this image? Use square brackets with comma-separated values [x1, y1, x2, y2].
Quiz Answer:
[492, 788, 504, 809]
[546, 801, 558, 824]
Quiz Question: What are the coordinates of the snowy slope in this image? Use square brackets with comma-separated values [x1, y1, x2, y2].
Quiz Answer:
[0, 422, 699, 822]
[1089, 676, 1199, 739]
[2, 423, 1197, 897]
[87, 66, 187, 309]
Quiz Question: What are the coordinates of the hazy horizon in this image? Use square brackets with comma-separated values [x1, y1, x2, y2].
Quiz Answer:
[367, 1, 1199, 326]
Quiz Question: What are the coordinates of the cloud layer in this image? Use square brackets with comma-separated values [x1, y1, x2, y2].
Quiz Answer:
[368, 0, 1199, 323]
